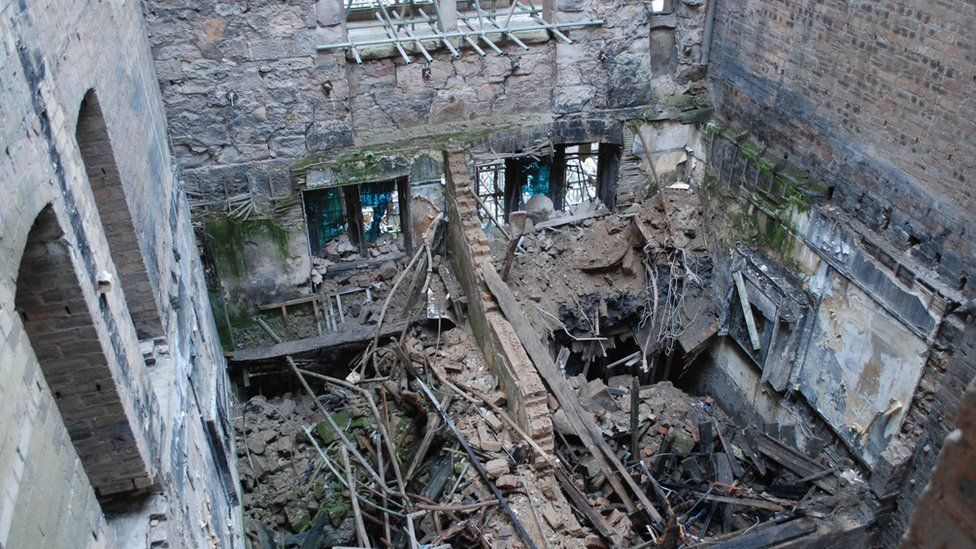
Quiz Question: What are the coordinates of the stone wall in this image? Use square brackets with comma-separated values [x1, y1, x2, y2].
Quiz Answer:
[708, 0, 975, 297]
[0, 1, 240, 547]
[704, 128, 973, 545]
[143, 0, 710, 204]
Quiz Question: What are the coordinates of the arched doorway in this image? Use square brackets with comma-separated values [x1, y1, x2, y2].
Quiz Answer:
[76, 90, 164, 340]
[15, 206, 153, 496]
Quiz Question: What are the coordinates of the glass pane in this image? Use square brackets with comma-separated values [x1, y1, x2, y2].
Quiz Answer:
[304, 186, 349, 256]
[359, 180, 401, 244]
[520, 160, 550, 208]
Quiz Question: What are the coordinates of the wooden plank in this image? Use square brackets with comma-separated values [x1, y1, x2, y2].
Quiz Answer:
[710, 517, 817, 548]
[230, 319, 408, 362]
[481, 261, 663, 523]
[701, 494, 785, 512]
[258, 294, 323, 310]
[554, 466, 619, 542]
[758, 434, 837, 494]
[733, 271, 761, 350]
[533, 208, 608, 230]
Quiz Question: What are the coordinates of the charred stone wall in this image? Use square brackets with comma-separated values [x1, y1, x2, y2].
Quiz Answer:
[0, 1, 240, 546]
[704, 129, 975, 546]
[707, 2, 976, 544]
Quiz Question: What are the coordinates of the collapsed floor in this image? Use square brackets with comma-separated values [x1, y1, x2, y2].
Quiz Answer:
[227, 189, 882, 547]
[233, 323, 874, 548]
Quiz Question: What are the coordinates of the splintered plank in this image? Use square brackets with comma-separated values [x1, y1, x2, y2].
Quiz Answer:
[710, 517, 818, 548]
[758, 434, 837, 494]
[230, 320, 408, 363]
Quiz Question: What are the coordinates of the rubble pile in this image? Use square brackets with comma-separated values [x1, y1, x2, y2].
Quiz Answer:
[233, 326, 586, 548]
[228, 201, 875, 548]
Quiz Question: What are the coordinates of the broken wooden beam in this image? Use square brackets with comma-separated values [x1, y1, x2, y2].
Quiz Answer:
[480, 261, 664, 524]
[709, 516, 818, 548]
[230, 319, 410, 362]
[732, 271, 761, 351]
[758, 434, 837, 494]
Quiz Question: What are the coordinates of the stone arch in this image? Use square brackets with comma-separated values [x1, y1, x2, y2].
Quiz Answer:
[14, 206, 153, 497]
[76, 89, 164, 339]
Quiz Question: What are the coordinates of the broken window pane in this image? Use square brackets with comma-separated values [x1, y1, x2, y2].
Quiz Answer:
[519, 159, 551, 208]
[476, 162, 505, 229]
[359, 179, 401, 244]
[564, 143, 600, 210]
[304, 186, 350, 257]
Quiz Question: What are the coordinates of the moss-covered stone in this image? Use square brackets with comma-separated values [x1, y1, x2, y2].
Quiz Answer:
[203, 215, 292, 281]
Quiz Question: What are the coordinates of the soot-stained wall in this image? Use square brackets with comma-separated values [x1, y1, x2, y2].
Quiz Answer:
[708, 0, 975, 297]
[0, 1, 240, 546]
[144, 0, 710, 204]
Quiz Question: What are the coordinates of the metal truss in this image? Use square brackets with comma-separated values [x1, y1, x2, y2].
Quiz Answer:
[317, 0, 603, 63]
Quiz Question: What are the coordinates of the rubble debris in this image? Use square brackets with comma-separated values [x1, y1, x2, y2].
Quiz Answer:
[232, 198, 876, 548]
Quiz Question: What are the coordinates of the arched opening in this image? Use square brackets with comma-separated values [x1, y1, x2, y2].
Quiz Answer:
[76, 89, 164, 340]
[15, 206, 153, 497]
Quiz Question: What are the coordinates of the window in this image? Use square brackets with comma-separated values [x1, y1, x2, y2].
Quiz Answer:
[359, 180, 402, 243]
[518, 159, 551, 209]
[305, 187, 349, 257]
[650, 0, 672, 14]
[476, 163, 505, 230]
[564, 143, 600, 210]
[474, 142, 620, 227]
[304, 177, 410, 259]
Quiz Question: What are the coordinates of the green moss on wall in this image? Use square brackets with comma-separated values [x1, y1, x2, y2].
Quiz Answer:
[204, 216, 292, 281]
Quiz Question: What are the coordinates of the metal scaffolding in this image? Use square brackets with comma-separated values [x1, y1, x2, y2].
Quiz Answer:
[318, 0, 603, 63]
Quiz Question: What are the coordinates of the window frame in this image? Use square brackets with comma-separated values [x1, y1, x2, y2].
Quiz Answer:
[303, 176, 412, 259]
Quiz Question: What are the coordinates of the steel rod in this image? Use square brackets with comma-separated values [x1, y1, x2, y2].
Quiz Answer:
[411, 374, 538, 549]
[373, 8, 413, 63]
[390, 9, 435, 61]
[460, 17, 504, 54]
[317, 19, 601, 51]
[418, 7, 461, 56]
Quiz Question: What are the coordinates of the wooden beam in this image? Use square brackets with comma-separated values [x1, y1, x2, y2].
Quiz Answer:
[230, 319, 409, 362]
[480, 261, 663, 524]
[733, 271, 762, 350]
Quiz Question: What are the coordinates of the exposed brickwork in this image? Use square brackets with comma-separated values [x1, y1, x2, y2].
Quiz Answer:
[708, 2, 976, 545]
[15, 207, 153, 495]
[443, 150, 553, 454]
[901, 371, 976, 547]
[708, 0, 976, 297]
[76, 91, 165, 340]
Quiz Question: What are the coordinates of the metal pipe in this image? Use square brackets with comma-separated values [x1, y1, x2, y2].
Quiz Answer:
[345, 6, 541, 30]
[390, 9, 435, 61]
[514, 0, 572, 43]
[418, 7, 461, 56]
[460, 17, 504, 54]
[316, 19, 601, 51]
[374, 0, 413, 63]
